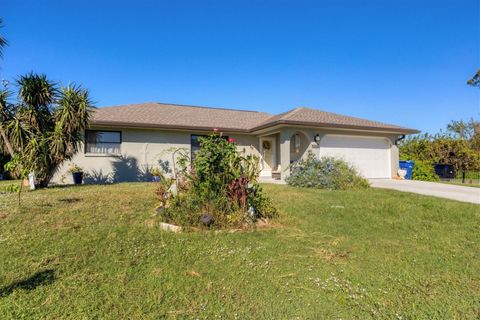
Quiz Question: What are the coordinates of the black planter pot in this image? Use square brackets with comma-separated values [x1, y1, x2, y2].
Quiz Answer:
[72, 172, 83, 185]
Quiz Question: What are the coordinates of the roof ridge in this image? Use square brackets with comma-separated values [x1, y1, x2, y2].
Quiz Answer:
[98, 101, 273, 115]
[98, 102, 158, 109]
[155, 102, 271, 114]
[255, 107, 298, 125]
[282, 107, 305, 120]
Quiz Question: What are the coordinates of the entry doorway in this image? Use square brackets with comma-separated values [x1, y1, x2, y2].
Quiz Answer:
[259, 137, 276, 177]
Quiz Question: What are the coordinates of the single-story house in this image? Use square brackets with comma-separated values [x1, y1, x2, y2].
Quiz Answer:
[53, 102, 419, 184]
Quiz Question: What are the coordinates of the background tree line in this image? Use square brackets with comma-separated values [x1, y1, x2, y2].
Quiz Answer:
[399, 118, 480, 180]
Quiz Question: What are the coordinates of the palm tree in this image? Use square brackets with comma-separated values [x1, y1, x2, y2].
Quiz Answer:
[0, 18, 6, 57]
[0, 73, 95, 187]
[0, 19, 92, 187]
[0, 18, 14, 158]
[467, 70, 480, 88]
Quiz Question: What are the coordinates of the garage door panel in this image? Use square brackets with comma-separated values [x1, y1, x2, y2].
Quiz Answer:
[319, 135, 390, 179]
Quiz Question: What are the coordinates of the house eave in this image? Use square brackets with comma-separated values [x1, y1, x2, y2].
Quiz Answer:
[249, 120, 420, 135]
[90, 120, 250, 133]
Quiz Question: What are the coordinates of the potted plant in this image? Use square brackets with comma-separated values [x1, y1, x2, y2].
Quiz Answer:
[68, 164, 84, 185]
[151, 167, 162, 182]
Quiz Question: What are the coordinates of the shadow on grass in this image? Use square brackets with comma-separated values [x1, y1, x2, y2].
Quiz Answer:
[57, 197, 82, 203]
[48, 183, 100, 190]
[0, 269, 56, 297]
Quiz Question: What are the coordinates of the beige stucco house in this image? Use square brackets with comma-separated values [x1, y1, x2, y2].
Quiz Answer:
[53, 102, 418, 184]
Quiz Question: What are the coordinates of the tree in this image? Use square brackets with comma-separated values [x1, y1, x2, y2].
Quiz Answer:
[399, 119, 480, 174]
[0, 18, 6, 58]
[0, 86, 14, 156]
[447, 118, 480, 151]
[467, 70, 480, 87]
[0, 18, 14, 172]
[0, 73, 95, 187]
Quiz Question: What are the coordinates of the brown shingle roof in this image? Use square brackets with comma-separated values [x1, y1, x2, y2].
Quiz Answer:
[92, 102, 272, 132]
[254, 107, 418, 133]
[91, 102, 419, 134]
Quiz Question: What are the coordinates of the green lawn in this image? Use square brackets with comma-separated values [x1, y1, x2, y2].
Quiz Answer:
[0, 183, 479, 319]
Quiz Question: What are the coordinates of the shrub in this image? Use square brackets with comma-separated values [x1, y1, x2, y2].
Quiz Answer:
[412, 161, 439, 182]
[157, 131, 277, 228]
[286, 152, 370, 190]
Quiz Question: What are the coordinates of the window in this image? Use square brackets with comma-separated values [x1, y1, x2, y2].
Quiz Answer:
[291, 134, 301, 154]
[85, 130, 121, 155]
[191, 134, 207, 161]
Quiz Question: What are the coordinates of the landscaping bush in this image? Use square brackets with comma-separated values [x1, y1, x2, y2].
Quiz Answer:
[156, 131, 277, 229]
[286, 152, 370, 190]
[412, 160, 440, 182]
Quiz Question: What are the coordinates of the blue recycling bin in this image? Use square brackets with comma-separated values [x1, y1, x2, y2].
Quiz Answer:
[399, 160, 415, 180]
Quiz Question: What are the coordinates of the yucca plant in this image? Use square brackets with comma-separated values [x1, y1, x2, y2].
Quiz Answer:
[0, 73, 95, 187]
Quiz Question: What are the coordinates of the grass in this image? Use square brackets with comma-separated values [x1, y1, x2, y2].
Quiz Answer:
[0, 183, 479, 319]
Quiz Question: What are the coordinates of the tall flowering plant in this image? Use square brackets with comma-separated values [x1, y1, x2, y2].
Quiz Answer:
[160, 130, 277, 228]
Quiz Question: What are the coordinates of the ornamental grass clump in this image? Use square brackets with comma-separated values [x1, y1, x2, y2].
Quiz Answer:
[156, 131, 277, 229]
[286, 152, 370, 190]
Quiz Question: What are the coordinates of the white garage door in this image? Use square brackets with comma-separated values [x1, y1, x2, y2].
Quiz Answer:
[319, 135, 391, 178]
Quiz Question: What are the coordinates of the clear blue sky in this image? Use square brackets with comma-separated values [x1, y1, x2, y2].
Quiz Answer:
[2, 0, 479, 133]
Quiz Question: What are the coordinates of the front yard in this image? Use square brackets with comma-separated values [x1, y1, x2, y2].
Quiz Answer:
[0, 183, 479, 319]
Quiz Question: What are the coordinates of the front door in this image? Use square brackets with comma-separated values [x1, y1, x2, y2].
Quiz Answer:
[259, 137, 275, 177]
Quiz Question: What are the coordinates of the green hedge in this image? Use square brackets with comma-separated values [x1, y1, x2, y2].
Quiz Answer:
[412, 161, 439, 182]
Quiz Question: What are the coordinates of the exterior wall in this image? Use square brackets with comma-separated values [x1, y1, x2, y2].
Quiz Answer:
[52, 125, 402, 184]
[279, 128, 292, 179]
[52, 127, 260, 184]
[274, 133, 281, 169]
[390, 143, 400, 177]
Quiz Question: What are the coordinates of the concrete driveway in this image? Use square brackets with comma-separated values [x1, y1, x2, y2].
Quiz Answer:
[370, 179, 480, 204]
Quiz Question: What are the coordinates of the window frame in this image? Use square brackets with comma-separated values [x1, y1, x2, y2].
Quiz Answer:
[84, 130, 122, 156]
[190, 134, 207, 162]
